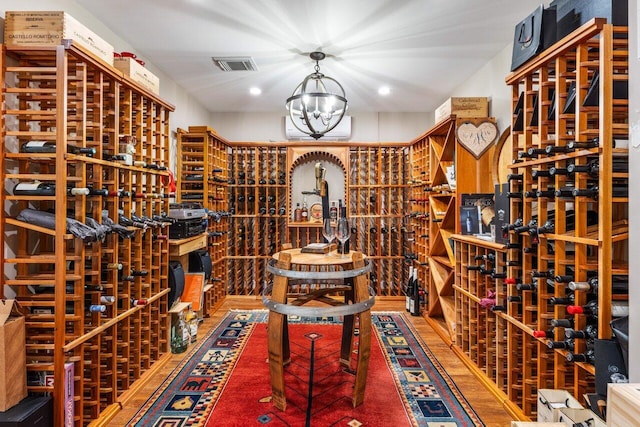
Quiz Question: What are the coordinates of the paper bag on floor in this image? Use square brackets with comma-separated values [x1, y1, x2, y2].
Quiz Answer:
[0, 299, 28, 411]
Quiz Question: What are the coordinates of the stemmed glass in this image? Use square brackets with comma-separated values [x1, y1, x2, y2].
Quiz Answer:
[336, 217, 351, 258]
[322, 218, 336, 254]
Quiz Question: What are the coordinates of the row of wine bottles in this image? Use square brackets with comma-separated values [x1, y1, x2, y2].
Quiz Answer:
[20, 141, 168, 170]
[404, 266, 423, 316]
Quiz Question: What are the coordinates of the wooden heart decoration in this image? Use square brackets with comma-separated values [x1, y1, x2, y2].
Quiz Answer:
[455, 120, 499, 159]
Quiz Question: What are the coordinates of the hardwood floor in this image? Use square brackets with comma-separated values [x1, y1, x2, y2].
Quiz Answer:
[108, 296, 515, 426]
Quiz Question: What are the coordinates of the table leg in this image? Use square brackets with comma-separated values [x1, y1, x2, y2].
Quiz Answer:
[340, 279, 355, 367]
[268, 253, 291, 411]
[351, 253, 371, 407]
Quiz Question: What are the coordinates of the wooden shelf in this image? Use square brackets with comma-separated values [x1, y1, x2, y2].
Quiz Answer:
[452, 21, 631, 419]
[1, 42, 173, 426]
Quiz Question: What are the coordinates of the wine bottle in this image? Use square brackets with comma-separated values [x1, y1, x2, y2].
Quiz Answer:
[536, 220, 554, 235]
[532, 330, 554, 339]
[410, 268, 421, 317]
[405, 266, 414, 312]
[131, 297, 148, 306]
[535, 189, 555, 198]
[549, 166, 569, 176]
[516, 282, 537, 291]
[566, 348, 595, 364]
[100, 296, 116, 304]
[567, 138, 599, 151]
[130, 269, 149, 277]
[14, 181, 49, 196]
[103, 263, 123, 270]
[531, 169, 551, 179]
[88, 304, 107, 313]
[507, 173, 524, 181]
[21, 140, 96, 156]
[548, 294, 574, 305]
[550, 318, 574, 328]
[568, 276, 628, 295]
[526, 147, 548, 158]
[567, 300, 629, 318]
[545, 144, 572, 154]
[506, 191, 523, 199]
[579, 184, 627, 199]
[547, 338, 574, 350]
[565, 325, 598, 340]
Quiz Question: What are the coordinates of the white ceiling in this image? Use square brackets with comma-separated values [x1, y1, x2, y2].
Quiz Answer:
[77, 0, 544, 114]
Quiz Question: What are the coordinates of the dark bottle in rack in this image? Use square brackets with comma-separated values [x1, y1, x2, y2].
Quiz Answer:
[566, 349, 595, 364]
[567, 300, 629, 318]
[549, 166, 569, 176]
[550, 318, 574, 328]
[507, 173, 524, 181]
[531, 169, 551, 179]
[535, 189, 556, 199]
[532, 330, 554, 339]
[566, 138, 599, 151]
[536, 220, 554, 235]
[21, 140, 96, 156]
[572, 184, 628, 199]
[410, 267, 421, 317]
[545, 145, 572, 155]
[565, 325, 598, 340]
[548, 294, 574, 305]
[507, 191, 523, 199]
[519, 148, 546, 158]
[547, 338, 574, 350]
[405, 266, 414, 312]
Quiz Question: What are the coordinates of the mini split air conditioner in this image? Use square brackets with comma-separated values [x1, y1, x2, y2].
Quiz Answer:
[285, 116, 352, 140]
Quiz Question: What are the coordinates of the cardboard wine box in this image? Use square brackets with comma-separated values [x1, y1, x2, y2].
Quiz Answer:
[434, 97, 488, 123]
[4, 11, 114, 66]
[0, 300, 27, 412]
[114, 57, 160, 95]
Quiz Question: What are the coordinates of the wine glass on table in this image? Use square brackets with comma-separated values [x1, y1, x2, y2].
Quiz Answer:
[322, 218, 336, 254]
[336, 217, 351, 258]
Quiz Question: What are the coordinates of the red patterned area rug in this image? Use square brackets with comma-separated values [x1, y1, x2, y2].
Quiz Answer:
[127, 311, 484, 426]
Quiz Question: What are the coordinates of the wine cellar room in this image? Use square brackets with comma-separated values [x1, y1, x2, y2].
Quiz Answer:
[0, 1, 639, 426]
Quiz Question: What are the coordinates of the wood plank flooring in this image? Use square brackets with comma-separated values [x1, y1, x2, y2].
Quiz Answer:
[108, 296, 514, 426]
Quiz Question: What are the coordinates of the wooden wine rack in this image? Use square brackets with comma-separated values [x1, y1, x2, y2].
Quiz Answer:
[220, 142, 412, 300]
[409, 116, 495, 338]
[449, 20, 629, 421]
[176, 126, 229, 314]
[1, 42, 174, 426]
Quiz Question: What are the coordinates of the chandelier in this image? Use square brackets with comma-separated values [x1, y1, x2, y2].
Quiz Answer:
[285, 52, 348, 140]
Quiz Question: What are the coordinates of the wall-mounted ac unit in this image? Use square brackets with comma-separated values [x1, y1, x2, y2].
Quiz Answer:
[285, 116, 352, 140]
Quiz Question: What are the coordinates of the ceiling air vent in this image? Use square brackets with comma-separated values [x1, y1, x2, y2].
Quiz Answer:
[212, 56, 258, 71]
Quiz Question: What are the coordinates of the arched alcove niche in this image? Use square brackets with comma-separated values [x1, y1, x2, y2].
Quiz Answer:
[288, 147, 348, 223]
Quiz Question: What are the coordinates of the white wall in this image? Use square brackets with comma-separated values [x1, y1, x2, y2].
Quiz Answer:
[210, 111, 432, 143]
[450, 44, 514, 134]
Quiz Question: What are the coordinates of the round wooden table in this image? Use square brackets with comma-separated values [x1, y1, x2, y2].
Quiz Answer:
[264, 249, 374, 411]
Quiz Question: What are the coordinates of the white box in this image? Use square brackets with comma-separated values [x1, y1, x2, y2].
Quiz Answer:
[4, 11, 114, 65]
[114, 57, 160, 94]
[607, 383, 640, 427]
[555, 408, 605, 427]
[537, 389, 584, 422]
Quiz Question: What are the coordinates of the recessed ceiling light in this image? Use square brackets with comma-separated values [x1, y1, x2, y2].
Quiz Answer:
[250, 87, 262, 96]
[378, 86, 391, 96]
